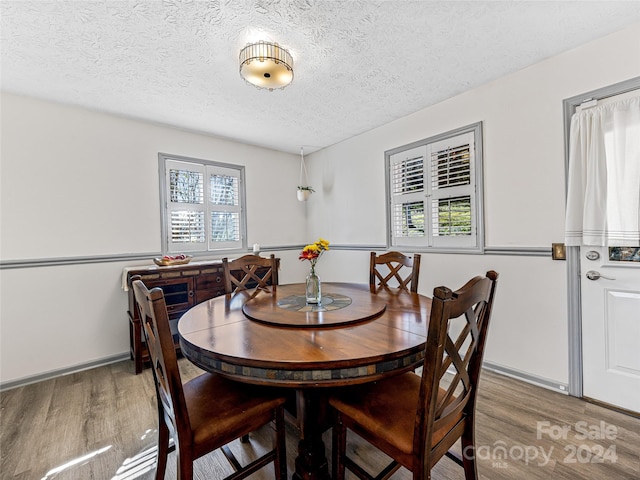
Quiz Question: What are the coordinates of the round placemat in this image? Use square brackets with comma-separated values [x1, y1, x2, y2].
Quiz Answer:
[277, 293, 352, 312]
[241, 284, 387, 328]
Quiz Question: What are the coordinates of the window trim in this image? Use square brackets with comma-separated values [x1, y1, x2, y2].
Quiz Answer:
[158, 152, 247, 255]
[385, 122, 485, 254]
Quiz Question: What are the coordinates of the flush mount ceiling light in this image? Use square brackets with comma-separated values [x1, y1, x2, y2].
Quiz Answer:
[239, 41, 294, 90]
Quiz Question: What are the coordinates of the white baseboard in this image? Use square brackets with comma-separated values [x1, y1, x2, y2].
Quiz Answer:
[0, 353, 130, 391]
[483, 361, 569, 395]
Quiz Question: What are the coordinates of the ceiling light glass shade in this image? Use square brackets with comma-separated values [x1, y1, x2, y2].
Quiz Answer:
[239, 41, 294, 90]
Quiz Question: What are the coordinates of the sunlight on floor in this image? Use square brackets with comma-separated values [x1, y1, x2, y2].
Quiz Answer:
[41, 445, 112, 480]
[39, 428, 163, 480]
[112, 445, 157, 480]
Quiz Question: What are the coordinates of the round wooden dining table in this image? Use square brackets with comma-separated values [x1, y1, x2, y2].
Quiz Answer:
[178, 282, 431, 480]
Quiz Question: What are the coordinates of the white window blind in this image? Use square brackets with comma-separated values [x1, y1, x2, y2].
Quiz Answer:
[208, 166, 241, 250]
[428, 132, 477, 248]
[387, 123, 483, 252]
[390, 146, 426, 245]
[160, 155, 245, 254]
[167, 162, 206, 247]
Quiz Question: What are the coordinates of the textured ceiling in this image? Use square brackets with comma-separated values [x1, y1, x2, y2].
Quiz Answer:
[2, 1, 640, 154]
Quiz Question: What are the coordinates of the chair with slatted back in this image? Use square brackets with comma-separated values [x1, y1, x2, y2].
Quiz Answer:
[370, 251, 421, 293]
[222, 254, 278, 294]
[330, 270, 498, 480]
[131, 277, 287, 480]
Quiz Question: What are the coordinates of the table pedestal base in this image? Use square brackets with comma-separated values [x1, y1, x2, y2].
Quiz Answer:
[293, 438, 330, 480]
[292, 389, 331, 480]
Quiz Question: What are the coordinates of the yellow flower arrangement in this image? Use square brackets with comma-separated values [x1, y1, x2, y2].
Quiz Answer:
[299, 238, 330, 268]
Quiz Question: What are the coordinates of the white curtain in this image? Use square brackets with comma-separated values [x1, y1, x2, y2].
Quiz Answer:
[565, 96, 640, 247]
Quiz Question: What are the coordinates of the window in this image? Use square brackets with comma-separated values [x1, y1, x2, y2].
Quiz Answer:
[159, 153, 246, 254]
[386, 122, 484, 252]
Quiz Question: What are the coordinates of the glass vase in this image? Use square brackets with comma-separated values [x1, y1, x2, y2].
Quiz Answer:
[306, 265, 322, 304]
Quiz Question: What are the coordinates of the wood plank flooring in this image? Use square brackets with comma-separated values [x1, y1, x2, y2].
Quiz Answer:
[1, 360, 638, 480]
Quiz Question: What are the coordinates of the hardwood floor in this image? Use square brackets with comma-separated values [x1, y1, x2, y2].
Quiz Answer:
[1, 360, 638, 480]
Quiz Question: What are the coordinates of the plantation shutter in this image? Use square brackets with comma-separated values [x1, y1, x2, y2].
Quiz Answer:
[166, 159, 206, 252]
[208, 165, 242, 250]
[427, 131, 477, 248]
[163, 157, 244, 254]
[388, 123, 482, 251]
[389, 146, 427, 247]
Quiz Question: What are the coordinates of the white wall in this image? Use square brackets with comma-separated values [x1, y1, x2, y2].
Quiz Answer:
[0, 250, 310, 383]
[306, 23, 640, 386]
[0, 95, 310, 383]
[319, 249, 568, 386]
[2, 22, 639, 387]
[0, 94, 307, 260]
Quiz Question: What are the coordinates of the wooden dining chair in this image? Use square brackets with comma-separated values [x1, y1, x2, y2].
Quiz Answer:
[370, 251, 421, 293]
[222, 254, 279, 294]
[330, 270, 498, 480]
[131, 277, 287, 480]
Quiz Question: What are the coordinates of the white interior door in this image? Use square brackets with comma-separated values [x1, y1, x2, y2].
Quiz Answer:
[581, 246, 640, 412]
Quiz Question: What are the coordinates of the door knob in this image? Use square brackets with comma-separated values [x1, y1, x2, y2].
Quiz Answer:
[585, 270, 616, 281]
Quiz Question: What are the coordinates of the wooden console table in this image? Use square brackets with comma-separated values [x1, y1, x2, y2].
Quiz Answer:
[124, 258, 279, 374]
[124, 261, 226, 374]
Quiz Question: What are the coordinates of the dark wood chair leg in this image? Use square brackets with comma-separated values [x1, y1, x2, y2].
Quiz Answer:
[275, 406, 287, 480]
[155, 421, 170, 480]
[133, 319, 143, 374]
[461, 423, 478, 480]
[177, 450, 194, 480]
[332, 415, 347, 480]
